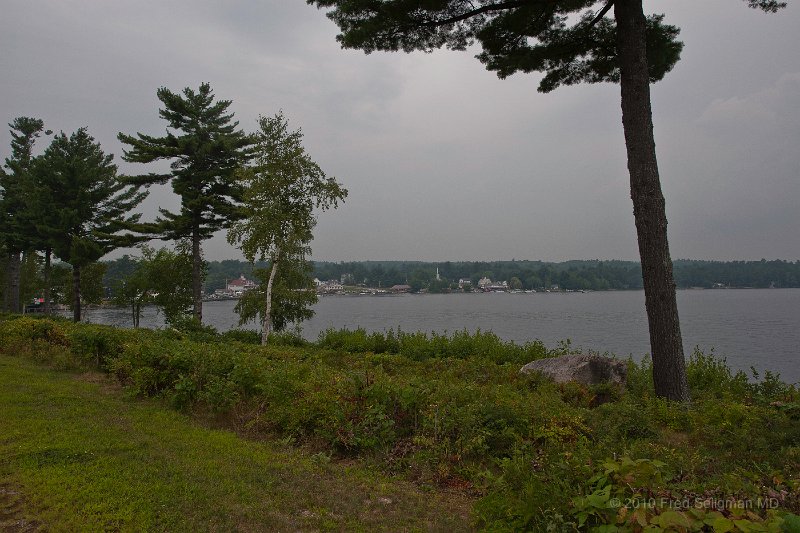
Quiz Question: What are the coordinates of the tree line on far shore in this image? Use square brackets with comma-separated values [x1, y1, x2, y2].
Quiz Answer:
[94, 256, 800, 297]
[165, 257, 800, 294]
[11, 256, 797, 311]
[309, 258, 800, 292]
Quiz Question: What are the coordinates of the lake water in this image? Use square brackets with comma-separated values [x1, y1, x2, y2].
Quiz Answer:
[76, 289, 800, 384]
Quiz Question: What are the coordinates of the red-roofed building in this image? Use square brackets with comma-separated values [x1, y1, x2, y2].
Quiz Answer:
[226, 275, 257, 295]
[390, 284, 412, 293]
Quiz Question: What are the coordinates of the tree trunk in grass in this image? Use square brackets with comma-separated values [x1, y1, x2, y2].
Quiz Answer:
[192, 227, 203, 323]
[43, 247, 52, 314]
[72, 264, 81, 322]
[8, 251, 21, 313]
[262, 248, 280, 346]
[615, 0, 689, 402]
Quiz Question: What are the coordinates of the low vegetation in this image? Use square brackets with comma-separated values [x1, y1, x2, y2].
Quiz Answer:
[1, 315, 798, 531]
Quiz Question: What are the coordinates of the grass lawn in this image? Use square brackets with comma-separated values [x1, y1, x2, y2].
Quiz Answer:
[0, 355, 473, 532]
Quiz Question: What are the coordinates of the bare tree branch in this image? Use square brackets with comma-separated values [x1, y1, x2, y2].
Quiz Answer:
[416, 0, 533, 28]
[589, 0, 614, 27]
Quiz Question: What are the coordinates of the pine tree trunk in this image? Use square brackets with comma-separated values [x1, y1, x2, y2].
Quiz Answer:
[73, 264, 81, 322]
[2, 254, 8, 312]
[192, 227, 203, 323]
[8, 251, 21, 313]
[262, 249, 280, 346]
[615, 0, 689, 402]
[43, 247, 52, 314]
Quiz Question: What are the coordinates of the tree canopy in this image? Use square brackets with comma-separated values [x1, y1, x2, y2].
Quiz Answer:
[309, 0, 782, 92]
[228, 112, 346, 263]
[1, 118, 47, 250]
[228, 112, 347, 344]
[0, 117, 48, 312]
[118, 83, 255, 322]
[34, 128, 146, 320]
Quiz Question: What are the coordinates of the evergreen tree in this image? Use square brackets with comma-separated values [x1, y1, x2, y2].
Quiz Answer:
[118, 83, 255, 323]
[34, 128, 147, 321]
[0, 117, 47, 313]
[306, 0, 785, 401]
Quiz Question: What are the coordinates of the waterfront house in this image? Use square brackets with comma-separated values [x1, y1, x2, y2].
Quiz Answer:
[318, 281, 344, 293]
[227, 275, 257, 296]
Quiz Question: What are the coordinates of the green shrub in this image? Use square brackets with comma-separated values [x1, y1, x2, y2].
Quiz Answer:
[687, 348, 750, 399]
[0, 316, 69, 347]
[591, 398, 658, 444]
[625, 356, 655, 398]
[750, 367, 796, 403]
[219, 328, 261, 345]
[167, 315, 220, 342]
[316, 327, 552, 364]
[268, 329, 309, 347]
[569, 457, 799, 532]
[68, 324, 131, 370]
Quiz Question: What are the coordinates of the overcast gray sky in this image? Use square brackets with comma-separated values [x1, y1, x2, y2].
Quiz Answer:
[2, 0, 798, 262]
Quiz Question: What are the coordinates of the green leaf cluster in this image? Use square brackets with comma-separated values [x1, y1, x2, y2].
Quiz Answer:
[310, 0, 684, 92]
[111, 244, 194, 328]
[118, 83, 254, 242]
[571, 457, 796, 532]
[33, 128, 146, 268]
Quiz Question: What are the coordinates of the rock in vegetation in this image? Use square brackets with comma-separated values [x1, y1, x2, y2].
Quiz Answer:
[520, 354, 627, 387]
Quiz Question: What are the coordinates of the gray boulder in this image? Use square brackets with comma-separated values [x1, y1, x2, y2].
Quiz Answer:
[520, 354, 627, 387]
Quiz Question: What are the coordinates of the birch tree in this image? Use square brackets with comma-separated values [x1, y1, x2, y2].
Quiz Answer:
[228, 112, 347, 345]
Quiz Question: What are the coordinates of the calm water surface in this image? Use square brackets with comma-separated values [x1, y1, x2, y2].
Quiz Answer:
[79, 289, 800, 383]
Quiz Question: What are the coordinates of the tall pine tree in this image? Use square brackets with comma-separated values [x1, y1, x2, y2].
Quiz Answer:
[306, 0, 785, 401]
[1, 117, 46, 313]
[34, 128, 147, 321]
[118, 83, 255, 323]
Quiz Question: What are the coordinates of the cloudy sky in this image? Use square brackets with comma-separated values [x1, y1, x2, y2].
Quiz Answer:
[2, 0, 798, 262]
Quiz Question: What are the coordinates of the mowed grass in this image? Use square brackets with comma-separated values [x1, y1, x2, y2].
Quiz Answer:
[0, 355, 473, 532]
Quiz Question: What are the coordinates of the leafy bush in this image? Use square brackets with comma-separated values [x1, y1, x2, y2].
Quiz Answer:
[68, 324, 130, 370]
[687, 348, 751, 399]
[268, 328, 309, 347]
[316, 327, 551, 364]
[219, 328, 261, 345]
[569, 457, 799, 532]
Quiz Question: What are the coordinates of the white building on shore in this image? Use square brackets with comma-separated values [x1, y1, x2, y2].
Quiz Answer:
[226, 275, 257, 296]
